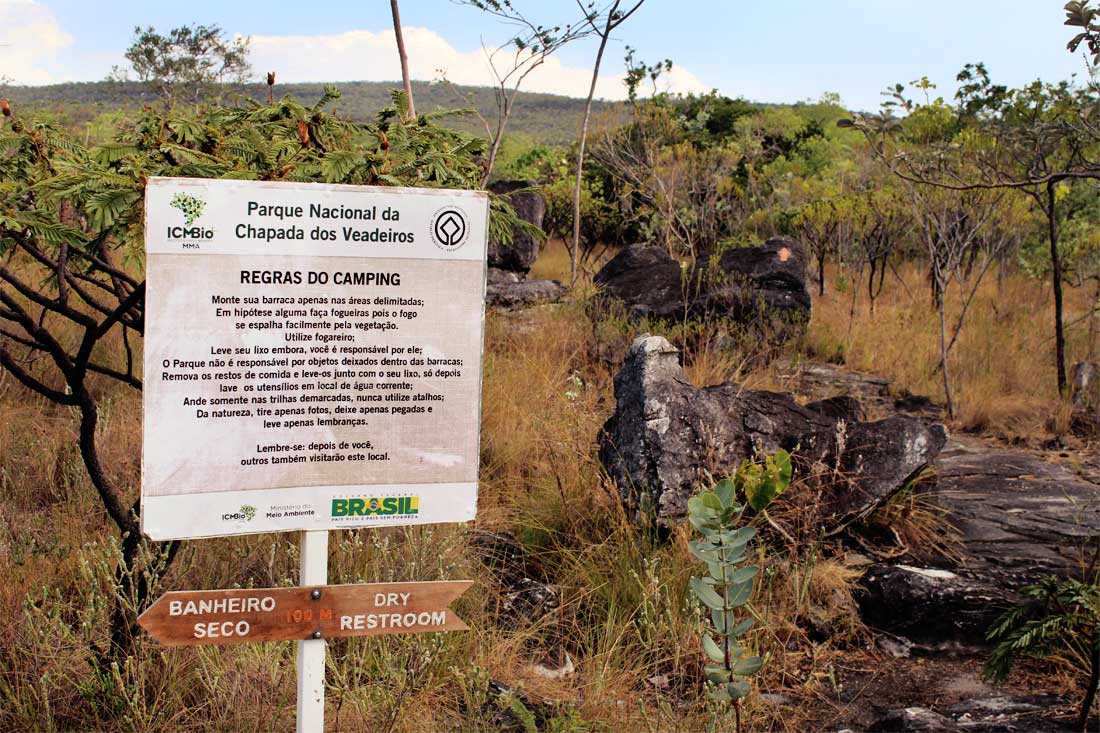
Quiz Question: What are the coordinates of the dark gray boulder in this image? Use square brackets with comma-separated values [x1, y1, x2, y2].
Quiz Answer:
[468, 529, 559, 625]
[599, 335, 833, 525]
[857, 564, 1014, 645]
[598, 335, 947, 528]
[592, 238, 812, 339]
[488, 180, 545, 274]
[485, 267, 566, 309]
[800, 416, 948, 522]
[708, 237, 813, 317]
[468, 529, 530, 586]
[591, 245, 686, 320]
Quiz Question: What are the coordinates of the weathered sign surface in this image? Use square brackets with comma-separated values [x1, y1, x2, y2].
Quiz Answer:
[138, 581, 473, 646]
[140, 177, 488, 539]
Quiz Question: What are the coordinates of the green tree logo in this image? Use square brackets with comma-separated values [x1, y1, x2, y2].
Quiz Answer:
[170, 192, 206, 225]
[240, 504, 256, 521]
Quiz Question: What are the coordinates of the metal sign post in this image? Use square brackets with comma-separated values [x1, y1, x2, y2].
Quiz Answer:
[139, 177, 488, 731]
[296, 530, 328, 733]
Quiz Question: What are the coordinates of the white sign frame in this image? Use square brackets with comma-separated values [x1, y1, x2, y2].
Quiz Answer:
[140, 177, 488, 541]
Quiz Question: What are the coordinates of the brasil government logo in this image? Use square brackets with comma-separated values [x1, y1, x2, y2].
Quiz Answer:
[331, 496, 420, 518]
[429, 206, 469, 251]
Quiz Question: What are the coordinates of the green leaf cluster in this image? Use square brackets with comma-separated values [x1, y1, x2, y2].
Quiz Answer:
[728, 449, 793, 513]
[1, 89, 527, 265]
[984, 574, 1100, 729]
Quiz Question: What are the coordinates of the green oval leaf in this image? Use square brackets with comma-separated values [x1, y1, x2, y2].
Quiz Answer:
[728, 617, 755, 638]
[704, 664, 731, 683]
[729, 566, 759, 585]
[726, 680, 751, 700]
[690, 576, 726, 610]
[732, 656, 764, 676]
[700, 492, 723, 511]
[714, 478, 736, 507]
[702, 634, 725, 663]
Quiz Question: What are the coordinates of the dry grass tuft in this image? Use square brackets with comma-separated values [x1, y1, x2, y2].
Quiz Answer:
[804, 262, 1092, 439]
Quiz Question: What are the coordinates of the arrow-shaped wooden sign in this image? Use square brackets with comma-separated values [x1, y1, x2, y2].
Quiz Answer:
[138, 581, 472, 647]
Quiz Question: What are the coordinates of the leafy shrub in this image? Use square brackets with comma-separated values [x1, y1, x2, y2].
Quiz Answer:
[687, 451, 791, 729]
[985, 575, 1100, 731]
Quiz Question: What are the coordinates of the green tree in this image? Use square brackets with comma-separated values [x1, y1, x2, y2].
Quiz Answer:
[112, 24, 252, 105]
[845, 67, 1098, 395]
[389, 0, 417, 120]
[570, 1, 646, 287]
[451, 1, 593, 185]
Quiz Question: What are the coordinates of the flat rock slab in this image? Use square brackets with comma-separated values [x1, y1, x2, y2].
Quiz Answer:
[779, 360, 941, 421]
[486, 269, 566, 309]
[780, 361, 1100, 641]
[935, 437, 1100, 582]
[858, 437, 1100, 643]
[864, 704, 1074, 732]
[822, 656, 1077, 733]
[781, 363, 1100, 581]
[868, 707, 959, 732]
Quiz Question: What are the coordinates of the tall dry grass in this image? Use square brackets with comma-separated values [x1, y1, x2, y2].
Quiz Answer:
[804, 261, 1094, 438]
[1, 238, 1078, 731]
[0, 238, 737, 731]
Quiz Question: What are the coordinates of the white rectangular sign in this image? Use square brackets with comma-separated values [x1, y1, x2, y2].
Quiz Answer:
[141, 177, 488, 539]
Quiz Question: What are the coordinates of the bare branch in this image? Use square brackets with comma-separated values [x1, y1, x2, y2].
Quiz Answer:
[0, 344, 77, 405]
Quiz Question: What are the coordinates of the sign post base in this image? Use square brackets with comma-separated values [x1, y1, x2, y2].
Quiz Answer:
[296, 530, 328, 733]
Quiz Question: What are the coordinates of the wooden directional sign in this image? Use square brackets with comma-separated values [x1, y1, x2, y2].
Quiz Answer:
[138, 581, 472, 647]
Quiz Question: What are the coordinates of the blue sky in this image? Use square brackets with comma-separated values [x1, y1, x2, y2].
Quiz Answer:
[0, 0, 1089, 111]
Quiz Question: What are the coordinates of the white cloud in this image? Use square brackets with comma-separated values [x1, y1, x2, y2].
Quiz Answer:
[0, 0, 73, 84]
[249, 26, 710, 100]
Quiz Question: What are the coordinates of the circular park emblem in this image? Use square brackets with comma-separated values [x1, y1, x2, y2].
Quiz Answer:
[429, 206, 470, 251]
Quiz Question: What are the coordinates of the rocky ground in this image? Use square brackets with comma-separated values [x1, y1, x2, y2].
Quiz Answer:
[782, 361, 1100, 732]
[489, 227, 1099, 730]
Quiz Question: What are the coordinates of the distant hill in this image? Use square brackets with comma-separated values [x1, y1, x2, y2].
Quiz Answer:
[0, 79, 617, 145]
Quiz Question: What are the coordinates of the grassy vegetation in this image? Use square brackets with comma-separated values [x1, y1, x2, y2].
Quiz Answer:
[804, 261, 1092, 439]
[1, 234, 1085, 731]
[3, 1, 1100, 725]
[0, 80, 613, 146]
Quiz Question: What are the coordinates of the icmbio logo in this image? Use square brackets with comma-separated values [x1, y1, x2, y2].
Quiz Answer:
[170, 192, 206, 225]
[221, 504, 257, 522]
[167, 191, 213, 243]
